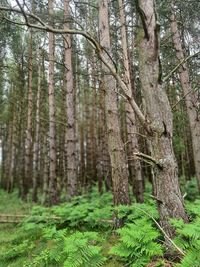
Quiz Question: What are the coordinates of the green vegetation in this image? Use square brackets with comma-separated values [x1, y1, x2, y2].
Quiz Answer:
[0, 183, 200, 267]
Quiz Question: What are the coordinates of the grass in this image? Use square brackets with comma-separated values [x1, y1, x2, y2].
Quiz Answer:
[0, 190, 32, 267]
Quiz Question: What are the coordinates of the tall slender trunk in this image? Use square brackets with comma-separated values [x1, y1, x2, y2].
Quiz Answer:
[118, 0, 143, 203]
[64, 0, 78, 197]
[48, 0, 58, 205]
[137, 0, 188, 237]
[99, 0, 130, 206]
[90, 60, 98, 184]
[79, 121, 85, 187]
[42, 134, 49, 204]
[32, 48, 42, 202]
[24, 28, 33, 199]
[170, 7, 200, 192]
[6, 117, 15, 192]
[97, 80, 111, 193]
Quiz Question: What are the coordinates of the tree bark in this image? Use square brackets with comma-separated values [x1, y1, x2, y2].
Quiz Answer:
[97, 80, 111, 193]
[24, 28, 33, 199]
[99, 0, 130, 206]
[118, 0, 143, 203]
[137, 0, 188, 237]
[48, 0, 58, 205]
[170, 6, 200, 192]
[32, 48, 42, 202]
[64, 0, 78, 197]
[6, 117, 15, 193]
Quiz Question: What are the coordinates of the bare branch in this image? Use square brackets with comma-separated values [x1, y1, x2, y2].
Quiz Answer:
[15, 0, 29, 25]
[172, 86, 199, 110]
[0, 4, 150, 133]
[133, 152, 163, 169]
[163, 51, 200, 82]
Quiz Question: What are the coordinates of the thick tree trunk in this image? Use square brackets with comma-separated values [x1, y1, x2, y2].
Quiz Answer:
[170, 8, 200, 192]
[118, 0, 143, 203]
[48, 0, 58, 205]
[137, 0, 188, 237]
[64, 0, 78, 197]
[99, 0, 130, 206]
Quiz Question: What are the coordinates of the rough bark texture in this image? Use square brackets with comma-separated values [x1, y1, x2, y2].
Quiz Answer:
[99, 0, 130, 206]
[118, 0, 143, 203]
[64, 0, 78, 197]
[137, 0, 188, 237]
[48, 0, 58, 205]
[171, 8, 200, 192]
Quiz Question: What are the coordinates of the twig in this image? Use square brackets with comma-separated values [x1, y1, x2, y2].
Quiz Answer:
[163, 51, 200, 82]
[172, 87, 199, 110]
[15, 0, 29, 25]
[133, 206, 186, 256]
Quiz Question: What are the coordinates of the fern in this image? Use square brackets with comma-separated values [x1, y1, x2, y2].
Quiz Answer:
[63, 231, 106, 267]
[22, 228, 106, 267]
[171, 218, 200, 267]
[50, 189, 113, 229]
[186, 199, 200, 219]
[0, 240, 34, 262]
[110, 218, 163, 266]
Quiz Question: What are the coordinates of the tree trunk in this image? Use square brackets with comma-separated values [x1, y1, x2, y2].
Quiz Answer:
[97, 80, 111, 193]
[32, 48, 42, 202]
[170, 7, 200, 192]
[24, 28, 33, 199]
[6, 118, 15, 193]
[64, 0, 78, 197]
[42, 135, 49, 205]
[118, 0, 143, 203]
[48, 0, 58, 205]
[137, 0, 188, 237]
[99, 0, 130, 206]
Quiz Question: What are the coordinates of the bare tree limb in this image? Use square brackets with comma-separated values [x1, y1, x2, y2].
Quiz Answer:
[0, 4, 151, 133]
[132, 152, 163, 169]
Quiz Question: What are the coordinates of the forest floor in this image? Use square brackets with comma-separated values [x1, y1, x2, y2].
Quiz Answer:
[0, 190, 32, 267]
[0, 190, 124, 267]
[0, 185, 199, 267]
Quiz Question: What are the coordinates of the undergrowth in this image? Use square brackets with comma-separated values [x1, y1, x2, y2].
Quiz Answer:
[0, 181, 200, 267]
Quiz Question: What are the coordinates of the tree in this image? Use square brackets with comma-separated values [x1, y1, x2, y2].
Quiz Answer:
[48, 0, 58, 205]
[118, 0, 143, 203]
[136, 0, 188, 237]
[170, 3, 200, 192]
[99, 0, 130, 206]
[32, 47, 42, 202]
[63, 0, 78, 197]
[0, 0, 190, 235]
[24, 26, 33, 199]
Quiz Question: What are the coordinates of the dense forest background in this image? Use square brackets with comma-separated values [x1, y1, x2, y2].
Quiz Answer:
[0, 0, 200, 266]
